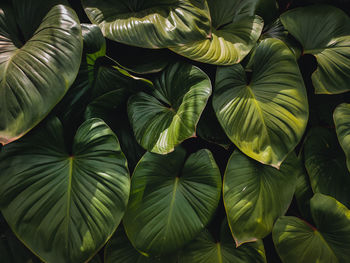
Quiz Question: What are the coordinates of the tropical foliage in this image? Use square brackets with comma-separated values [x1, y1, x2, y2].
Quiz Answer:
[1, 0, 350, 262]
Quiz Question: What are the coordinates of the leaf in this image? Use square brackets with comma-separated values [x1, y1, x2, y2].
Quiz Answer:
[104, 226, 177, 263]
[281, 5, 350, 94]
[179, 219, 266, 263]
[169, 0, 264, 65]
[223, 151, 297, 246]
[273, 194, 350, 263]
[334, 103, 350, 172]
[303, 127, 350, 208]
[0, 0, 83, 145]
[123, 147, 222, 256]
[82, 0, 211, 49]
[128, 61, 211, 154]
[0, 118, 130, 263]
[213, 38, 308, 168]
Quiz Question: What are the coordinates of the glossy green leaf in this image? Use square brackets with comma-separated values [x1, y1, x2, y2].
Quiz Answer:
[105, 226, 177, 263]
[0, 118, 130, 263]
[82, 0, 211, 49]
[123, 147, 222, 256]
[273, 194, 350, 263]
[223, 151, 297, 246]
[128, 62, 211, 154]
[213, 38, 308, 168]
[170, 0, 263, 65]
[303, 127, 350, 208]
[179, 219, 266, 263]
[281, 5, 350, 94]
[334, 103, 350, 172]
[0, 0, 82, 145]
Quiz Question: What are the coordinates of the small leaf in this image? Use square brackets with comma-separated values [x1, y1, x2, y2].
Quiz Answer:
[128, 61, 211, 154]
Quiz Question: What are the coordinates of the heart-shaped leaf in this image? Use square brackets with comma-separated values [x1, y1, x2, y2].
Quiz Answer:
[213, 38, 308, 168]
[123, 147, 222, 256]
[0, 118, 130, 263]
[82, 0, 211, 49]
[334, 103, 350, 172]
[179, 219, 266, 263]
[303, 127, 350, 208]
[0, 0, 83, 145]
[223, 151, 297, 246]
[128, 61, 211, 154]
[273, 194, 350, 263]
[105, 226, 177, 263]
[169, 0, 264, 65]
[281, 5, 350, 94]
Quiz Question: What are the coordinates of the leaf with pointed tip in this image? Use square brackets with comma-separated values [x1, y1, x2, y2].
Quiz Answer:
[334, 103, 350, 172]
[303, 127, 350, 208]
[281, 5, 350, 94]
[179, 219, 266, 263]
[128, 62, 211, 154]
[273, 194, 350, 263]
[0, 118, 130, 263]
[104, 226, 177, 263]
[0, 0, 82, 145]
[123, 147, 222, 256]
[213, 38, 308, 167]
[170, 0, 264, 65]
[223, 150, 297, 246]
[82, 0, 211, 49]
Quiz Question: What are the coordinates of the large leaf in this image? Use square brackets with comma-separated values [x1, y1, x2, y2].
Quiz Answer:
[128, 61, 211, 154]
[281, 5, 350, 94]
[0, 0, 82, 145]
[334, 103, 350, 172]
[303, 127, 350, 208]
[273, 194, 350, 263]
[123, 147, 222, 256]
[223, 151, 297, 246]
[82, 0, 211, 49]
[169, 0, 264, 65]
[213, 38, 308, 168]
[0, 118, 130, 263]
[179, 219, 266, 263]
[104, 226, 177, 263]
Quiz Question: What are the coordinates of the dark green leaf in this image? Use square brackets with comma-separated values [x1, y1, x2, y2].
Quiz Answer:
[0, 118, 130, 263]
[334, 103, 350, 172]
[0, 1, 83, 144]
[123, 147, 222, 256]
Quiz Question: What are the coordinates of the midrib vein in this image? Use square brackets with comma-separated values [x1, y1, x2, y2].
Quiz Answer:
[65, 157, 74, 245]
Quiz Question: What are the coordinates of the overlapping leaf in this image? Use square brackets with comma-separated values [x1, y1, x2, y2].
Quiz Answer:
[223, 151, 297, 246]
[273, 194, 350, 263]
[179, 219, 266, 263]
[334, 103, 350, 172]
[213, 38, 308, 167]
[170, 0, 264, 65]
[303, 127, 350, 208]
[82, 0, 211, 48]
[128, 62, 211, 154]
[0, 0, 82, 145]
[0, 118, 130, 263]
[281, 5, 350, 94]
[123, 147, 222, 256]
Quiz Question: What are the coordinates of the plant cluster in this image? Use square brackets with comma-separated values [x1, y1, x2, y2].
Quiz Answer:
[1, 0, 350, 262]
